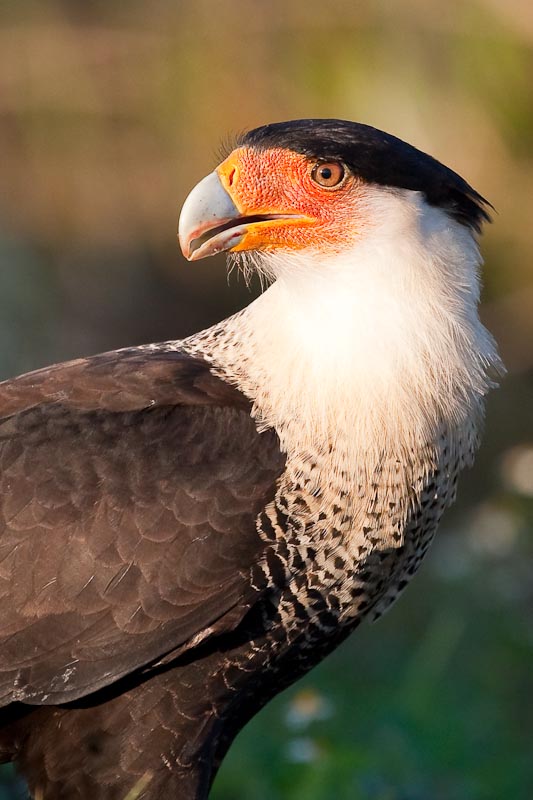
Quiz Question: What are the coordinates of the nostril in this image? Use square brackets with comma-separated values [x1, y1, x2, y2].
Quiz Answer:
[227, 167, 236, 187]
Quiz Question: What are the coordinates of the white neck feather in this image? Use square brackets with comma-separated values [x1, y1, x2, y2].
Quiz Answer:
[192, 190, 502, 482]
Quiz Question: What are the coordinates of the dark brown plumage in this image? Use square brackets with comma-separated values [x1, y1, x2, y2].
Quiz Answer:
[0, 348, 288, 796]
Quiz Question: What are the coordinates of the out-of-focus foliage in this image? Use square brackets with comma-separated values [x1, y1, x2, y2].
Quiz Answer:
[0, 1, 531, 798]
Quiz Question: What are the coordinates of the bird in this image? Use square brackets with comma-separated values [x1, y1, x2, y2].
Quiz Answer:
[0, 118, 502, 799]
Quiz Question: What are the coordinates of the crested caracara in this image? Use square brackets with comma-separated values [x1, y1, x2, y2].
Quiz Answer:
[0, 119, 502, 799]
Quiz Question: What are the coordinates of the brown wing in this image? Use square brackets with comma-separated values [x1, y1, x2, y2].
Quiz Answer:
[0, 346, 285, 706]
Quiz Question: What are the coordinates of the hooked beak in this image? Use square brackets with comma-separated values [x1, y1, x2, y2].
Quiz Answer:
[178, 170, 307, 261]
[178, 172, 243, 261]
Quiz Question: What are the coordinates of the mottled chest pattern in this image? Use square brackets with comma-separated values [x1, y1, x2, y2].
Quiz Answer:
[179, 329, 478, 637]
[252, 439, 462, 634]
[173, 425, 472, 762]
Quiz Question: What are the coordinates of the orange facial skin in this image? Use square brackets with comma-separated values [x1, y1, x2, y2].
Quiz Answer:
[216, 147, 364, 254]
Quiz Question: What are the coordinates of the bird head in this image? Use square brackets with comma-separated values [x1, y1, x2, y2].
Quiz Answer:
[178, 119, 502, 470]
[178, 119, 491, 267]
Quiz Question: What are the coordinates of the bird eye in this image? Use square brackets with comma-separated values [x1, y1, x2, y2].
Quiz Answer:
[310, 161, 346, 189]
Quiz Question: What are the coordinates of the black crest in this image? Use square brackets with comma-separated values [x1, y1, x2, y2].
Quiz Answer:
[240, 119, 491, 232]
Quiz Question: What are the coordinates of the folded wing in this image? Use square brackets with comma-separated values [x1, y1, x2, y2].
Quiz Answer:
[0, 347, 285, 705]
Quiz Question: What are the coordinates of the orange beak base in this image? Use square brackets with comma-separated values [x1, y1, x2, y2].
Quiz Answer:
[178, 148, 317, 261]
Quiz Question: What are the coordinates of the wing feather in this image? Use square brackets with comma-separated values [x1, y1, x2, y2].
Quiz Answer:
[0, 347, 284, 705]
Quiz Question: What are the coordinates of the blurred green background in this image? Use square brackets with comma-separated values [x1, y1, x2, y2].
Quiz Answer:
[0, 1, 532, 798]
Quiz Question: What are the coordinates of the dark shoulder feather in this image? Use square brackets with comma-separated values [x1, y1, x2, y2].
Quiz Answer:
[0, 346, 248, 417]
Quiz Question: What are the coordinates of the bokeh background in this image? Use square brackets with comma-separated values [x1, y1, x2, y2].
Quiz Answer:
[0, 1, 532, 798]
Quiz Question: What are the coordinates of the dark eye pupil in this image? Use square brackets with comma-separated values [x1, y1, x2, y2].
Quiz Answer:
[321, 167, 332, 180]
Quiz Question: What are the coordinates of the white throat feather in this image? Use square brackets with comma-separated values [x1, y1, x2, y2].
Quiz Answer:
[188, 190, 503, 488]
